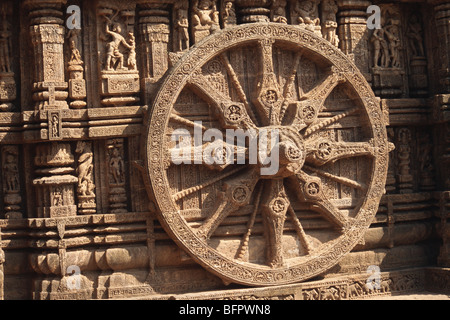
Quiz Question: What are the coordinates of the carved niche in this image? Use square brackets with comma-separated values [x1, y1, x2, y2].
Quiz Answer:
[97, 0, 140, 107]
[144, 23, 390, 286]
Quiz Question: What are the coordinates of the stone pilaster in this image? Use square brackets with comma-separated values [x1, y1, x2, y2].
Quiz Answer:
[337, 0, 371, 82]
[0, 227, 4, 301]
[431, 0, 450, 93]
[25, 0, 68, 110]
[137, 0, 170, 104]
[33, 143, 78, 218]
[0, 2, 16, 112]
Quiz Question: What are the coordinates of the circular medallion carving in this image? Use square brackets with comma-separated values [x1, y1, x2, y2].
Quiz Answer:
[145, 23, 389, 286]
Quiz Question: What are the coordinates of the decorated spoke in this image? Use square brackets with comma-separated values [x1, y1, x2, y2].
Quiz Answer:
[305, 140, 376, 166]
[196, 167, 260, 240]
[253, 38, 283, 126]
[297, 171, 353, 231]
[188, 73, 256, 130]
[261, 179, 290, 268]
[287, 69, 347, 129]
[279, 52, 303, 123]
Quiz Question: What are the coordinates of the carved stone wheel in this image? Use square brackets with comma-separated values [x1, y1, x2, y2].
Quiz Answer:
[145, 23, 389, 286]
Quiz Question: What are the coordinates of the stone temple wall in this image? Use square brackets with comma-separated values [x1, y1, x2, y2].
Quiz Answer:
[0, 0, 449, 300]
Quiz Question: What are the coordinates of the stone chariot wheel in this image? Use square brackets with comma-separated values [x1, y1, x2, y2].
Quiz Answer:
[145, 23, 390, 286]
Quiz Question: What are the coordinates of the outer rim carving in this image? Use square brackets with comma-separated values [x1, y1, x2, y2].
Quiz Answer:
[145, 23, 389, 287]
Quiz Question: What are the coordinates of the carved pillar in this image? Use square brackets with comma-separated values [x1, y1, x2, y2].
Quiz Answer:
[2, 146, 22, 219]
[33, 143, 78, 218]
[0, 228, 3, 300]
[67, 23, 87, 109]
[25, 0, 68, 110]
[236, 0, 272, 23]
[430, 0, 450, 267]
[0, 2, 16, 112]
[431, 0, 450, 93]
[337, 0, 371, 81]
[396, 128, 413, 194]
[137, 1, 170, 104]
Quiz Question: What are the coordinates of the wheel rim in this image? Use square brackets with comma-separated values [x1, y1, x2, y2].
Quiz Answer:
[145, 23, 389, 286]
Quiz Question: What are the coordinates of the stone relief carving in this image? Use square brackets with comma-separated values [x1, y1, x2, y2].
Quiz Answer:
[76, 141, 97, 215]
[98, 2, 140, 107]
[107, 139, 128, 213]
[293, 0, 321, 35]
[192, 0, 220, 43]
[321, 0, 339, 47]
[2, 146, 22, 219]
[174, 1, 190, 52]
[222, 0, 237, 28]
[0, 0, 446, 301]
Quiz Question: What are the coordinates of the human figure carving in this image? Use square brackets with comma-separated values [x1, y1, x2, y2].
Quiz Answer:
[76, 142, 95, 197]
[385, 21, 401, 68]
[103, 17, 133, 71]
[371, 27, 390, 68]
[3, 153, 19, 192]
[192, 0, 219, 28]
[321, 0, 339, 47]
[0, 9, 11, 73]
[174, 3, 190, 51]
[127, 32, 136, 71]
[295, 0, 320, 27]
[109, 147, 125, 185]
[407, 14, 425, 58]
[272, 0, 288, 24]
[222, 0, 236, 27]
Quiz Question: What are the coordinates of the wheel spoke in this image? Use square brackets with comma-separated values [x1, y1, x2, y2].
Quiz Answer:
[297, 171, 351, 230]
[170, 114, 208, 132]
[220, 53, 259, 126]
[303, 107, 360, 138]
[303, 165, 365, 191]
[261, 179, 289, 268]
[188, 73, 256, 130]
[287, 205, 313, 254]
[173, 166, 245, 202]
[306, 140, 376, 166]
[236, 183, 263, 261]
[253, 39, 283, 126]
[279, 52, 303, 123]
[170, 140, 247, 171]
[196, 167, 260, 239]
[286, 70, 347, 129]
